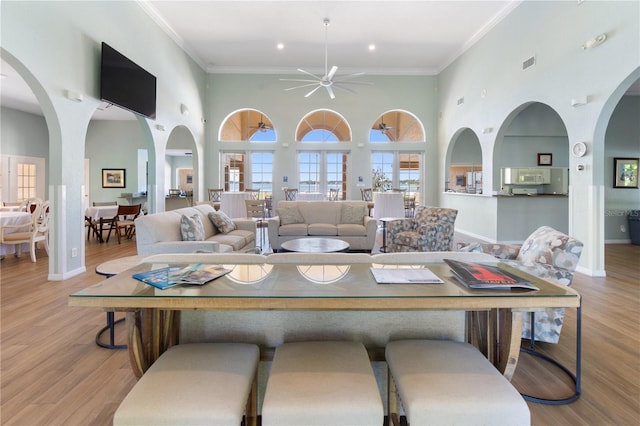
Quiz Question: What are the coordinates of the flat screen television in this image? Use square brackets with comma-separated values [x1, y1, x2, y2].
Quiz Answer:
[100, 42, 156, 119]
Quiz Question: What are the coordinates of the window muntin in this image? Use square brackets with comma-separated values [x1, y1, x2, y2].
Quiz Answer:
[296, 110, 351, 142]
[298, 151, 349, 197]
[299, 152, 321, 193]
[17, 163, 37, 200]
[372, 151, 422, 204]
[222, 153, 245, 192]
[250, 152, 274, 198]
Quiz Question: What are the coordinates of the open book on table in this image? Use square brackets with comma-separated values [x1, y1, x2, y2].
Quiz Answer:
[443, 258, 538, 291]
[132, 263, 231, 290]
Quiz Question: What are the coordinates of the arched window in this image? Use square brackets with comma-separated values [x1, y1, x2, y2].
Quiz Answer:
[296, 109, 351, 142]
[294, 110, 351, 199]
[369, 110, 425, 142]
[219, 109, 276, 142]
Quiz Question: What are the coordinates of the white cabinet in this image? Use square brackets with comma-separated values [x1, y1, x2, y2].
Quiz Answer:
[502, 168, 551, 185]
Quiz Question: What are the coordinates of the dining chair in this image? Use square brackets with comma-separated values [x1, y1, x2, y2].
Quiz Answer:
[245, 188, 261, 200]
[208, 188, 224, 210]
[107, 204, 142, 244]
[0, 200, 50, 262]
[284, 188, 298, 201]
[360, 188, 374, 215]
[403, 193, 416, 217]
[328, 188, 340, 201]
[245, 199, 267, 251]
[20, 197, 43, 213]
[87, 201, 118, 240]
[264, 196, 273, 218]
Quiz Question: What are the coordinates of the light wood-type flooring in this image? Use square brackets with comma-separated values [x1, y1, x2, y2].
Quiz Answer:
[1, 236, 638, 425]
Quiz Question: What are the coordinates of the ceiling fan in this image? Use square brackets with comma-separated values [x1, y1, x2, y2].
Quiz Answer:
[377, 115, 393, 133]
[250, 114, 272, 132]
[281, 18, 372, 99]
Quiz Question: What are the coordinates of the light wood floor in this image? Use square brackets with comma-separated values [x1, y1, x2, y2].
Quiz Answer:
[1, 238, 639, 425]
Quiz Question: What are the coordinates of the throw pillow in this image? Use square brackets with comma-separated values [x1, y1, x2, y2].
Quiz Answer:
[180, 214, 205, 241]
[208, 211, 236, 234]
[341, 204, 365, 224]
[277, 206, 305, 225]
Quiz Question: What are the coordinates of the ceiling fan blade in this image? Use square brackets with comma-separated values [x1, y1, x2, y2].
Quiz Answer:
[327, 65, 338, 80]
[333, 71, 365, 81]
[297, 68, 322, 80]
[280, 78, 320, 83]
[325, 85, 336, 99]
[332, 83, 357, 94]
[285, 82, 321, 91]
[304, 85, 322, 98]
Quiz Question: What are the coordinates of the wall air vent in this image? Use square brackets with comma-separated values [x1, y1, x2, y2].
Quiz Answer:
[522, 56, 536, 70]
[457, 97, 465, 106]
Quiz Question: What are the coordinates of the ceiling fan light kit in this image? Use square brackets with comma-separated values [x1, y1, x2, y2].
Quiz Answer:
[281, 18, 371, 99]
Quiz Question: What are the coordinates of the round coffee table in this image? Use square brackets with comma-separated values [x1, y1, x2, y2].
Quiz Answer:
[280, 238, 349, 253]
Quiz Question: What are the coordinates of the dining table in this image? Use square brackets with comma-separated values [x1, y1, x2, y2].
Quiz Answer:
[0, 211, 32, 256]
[372, 192, 405, 223]
[69, 252, 581, 384]
[220, 192, 253, 219]
[85, 205, 119, 243]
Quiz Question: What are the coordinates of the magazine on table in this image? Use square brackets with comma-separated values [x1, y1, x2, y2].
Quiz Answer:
[443, 259, 538, 291]
[370, 267, 444, 284]
[132, 263, 231, 290]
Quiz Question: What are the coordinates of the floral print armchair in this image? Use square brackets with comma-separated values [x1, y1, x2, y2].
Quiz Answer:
[385, 206, 458, 252]
[459, 226, 583, 343]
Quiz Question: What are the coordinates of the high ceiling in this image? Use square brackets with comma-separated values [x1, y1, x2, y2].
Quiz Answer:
[141, 0, 518, 75]
[1, 1, 522, 119]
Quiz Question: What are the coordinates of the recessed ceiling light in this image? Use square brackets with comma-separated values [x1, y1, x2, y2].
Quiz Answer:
[277, 43, 284, 50]
[368, 44, 376, 51]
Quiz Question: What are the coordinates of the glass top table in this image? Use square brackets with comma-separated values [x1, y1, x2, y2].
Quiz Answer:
[69, 252, 580, 377]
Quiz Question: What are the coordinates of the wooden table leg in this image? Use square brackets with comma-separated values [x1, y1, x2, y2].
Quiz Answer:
[127, 309, 180, 378]
[468, 309, 522, 380]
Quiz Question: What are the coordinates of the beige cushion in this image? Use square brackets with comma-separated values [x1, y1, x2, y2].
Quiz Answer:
[341, 203, 365, 224]
[308, 223, 338, 236]
[277, 206, 305, 225]
[180, 214, 205, 241]
[208, 211, 236, 234]
[278, 223, 308, 236]
[114, 343, 259, 426]
[262, 341, 383, 426]
[386, 340, 530, 426]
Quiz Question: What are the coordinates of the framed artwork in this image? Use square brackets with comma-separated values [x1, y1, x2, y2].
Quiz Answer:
[537, 153, 553, 166]
[613, 158, 639, 188]
[102, 168, 126, 188]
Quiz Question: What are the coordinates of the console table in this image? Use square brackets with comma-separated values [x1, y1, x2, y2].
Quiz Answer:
[70, 253, 580, 382]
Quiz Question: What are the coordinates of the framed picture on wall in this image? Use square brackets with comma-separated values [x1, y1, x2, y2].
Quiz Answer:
[102, 168, 126, 188]
[537, 153, 553, 166]
[613, 158, 639, 188]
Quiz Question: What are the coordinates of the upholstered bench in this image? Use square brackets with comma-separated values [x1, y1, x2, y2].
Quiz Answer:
[386, 340, 530, 426]
[262, 341, 384, 426]
[113, 343, 260, 426]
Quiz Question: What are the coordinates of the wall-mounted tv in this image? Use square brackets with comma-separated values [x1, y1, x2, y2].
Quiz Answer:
[100, 42, 156, 119]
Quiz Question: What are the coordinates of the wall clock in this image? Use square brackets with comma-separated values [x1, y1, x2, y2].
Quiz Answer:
[572, 142, 587, 157]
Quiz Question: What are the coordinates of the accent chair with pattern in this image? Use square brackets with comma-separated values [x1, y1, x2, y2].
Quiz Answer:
[385, 206, 458, 252]
[459, 225, 583, 343]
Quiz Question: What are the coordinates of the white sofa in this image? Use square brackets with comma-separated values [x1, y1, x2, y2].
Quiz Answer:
[267, 201, 377, 252]
[135, 204, 256, 255]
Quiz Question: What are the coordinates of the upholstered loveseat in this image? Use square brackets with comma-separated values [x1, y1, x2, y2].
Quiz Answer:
[267, 201, 377, 252]
[460, 225, 583, 343]
[135, 204, 256, 255]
